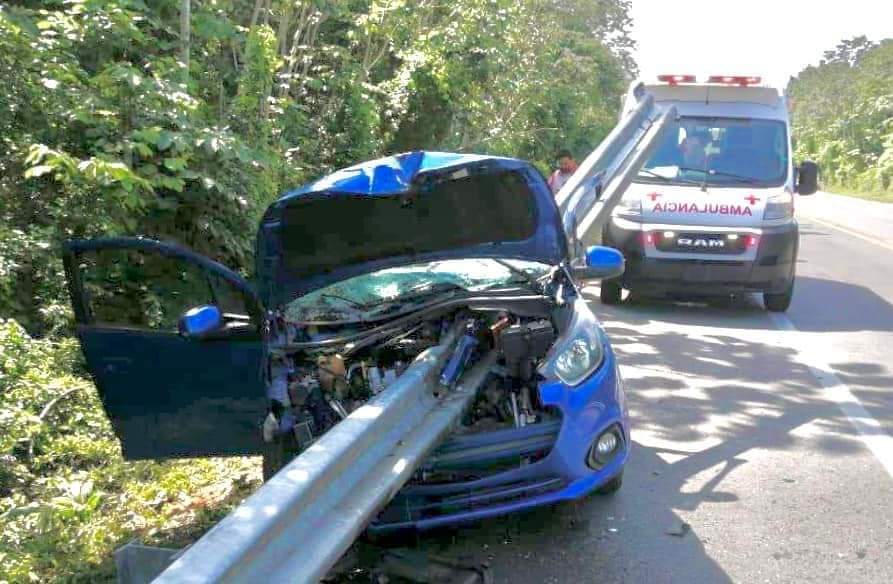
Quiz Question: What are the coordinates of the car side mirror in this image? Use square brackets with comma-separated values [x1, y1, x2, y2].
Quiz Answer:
[795, 160, 819, 195]
[178, 305, 223, 339]
[571, 246, 625, 281]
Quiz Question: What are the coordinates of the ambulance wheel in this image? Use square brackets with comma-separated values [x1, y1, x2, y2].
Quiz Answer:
[600, 281, 623, 305]
[764, 282, 794, 312]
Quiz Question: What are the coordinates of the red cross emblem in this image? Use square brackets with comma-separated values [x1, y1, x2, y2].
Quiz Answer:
[647, 192, 662, 202]
[745, 194, 760, 206]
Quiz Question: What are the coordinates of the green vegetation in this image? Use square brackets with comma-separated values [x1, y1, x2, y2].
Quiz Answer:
[1, 319, 261, 582]
[0, 1, 634, 580]
[788, 37, 893, 200]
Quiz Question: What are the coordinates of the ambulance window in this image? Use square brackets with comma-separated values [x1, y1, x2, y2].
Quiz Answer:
[637, 117, 788, 187]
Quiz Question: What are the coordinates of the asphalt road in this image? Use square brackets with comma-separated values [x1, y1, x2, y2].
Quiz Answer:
[403, 193, 893, 583]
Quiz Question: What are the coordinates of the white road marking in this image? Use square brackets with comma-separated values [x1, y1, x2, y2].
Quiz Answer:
[769, 312, 893, 480]
[803, 215, 893, 253]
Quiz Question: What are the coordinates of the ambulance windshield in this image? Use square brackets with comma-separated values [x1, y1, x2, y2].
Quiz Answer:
[636, 117, 789, 187]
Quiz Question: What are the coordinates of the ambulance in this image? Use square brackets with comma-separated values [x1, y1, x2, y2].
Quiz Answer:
[601, 75, 818, 311]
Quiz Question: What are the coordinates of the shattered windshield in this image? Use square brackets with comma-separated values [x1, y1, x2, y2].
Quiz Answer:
[284, 258, 551, 322]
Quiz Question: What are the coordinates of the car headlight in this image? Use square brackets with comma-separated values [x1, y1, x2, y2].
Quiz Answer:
[542, 299, 605, 386]
[764, 192, 793, 220]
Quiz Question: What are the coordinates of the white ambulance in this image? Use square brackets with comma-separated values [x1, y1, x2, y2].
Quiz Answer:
[601, 74, 819, 311]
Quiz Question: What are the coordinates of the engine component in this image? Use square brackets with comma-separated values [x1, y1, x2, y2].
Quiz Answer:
[293, 415, 314, 447]
[520, 386, 537, 425]
[268, 357, 292, 407]
[328, 398, 349, 419]
[288, 368, 318, 407]
[367, 365, 385, 394]
[317, 354, 348, 399]
[489, 313, 512, 349]
[439, 321, 479, 390]
[510, 391, 522, 428]
[262, 412, 279, 443]
[500, 320, 555, 379]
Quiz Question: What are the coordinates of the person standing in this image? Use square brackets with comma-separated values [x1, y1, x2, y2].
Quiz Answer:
[547, 149, 578, 195]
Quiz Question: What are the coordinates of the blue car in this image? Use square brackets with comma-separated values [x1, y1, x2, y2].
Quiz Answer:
[62, 151, 630, 532]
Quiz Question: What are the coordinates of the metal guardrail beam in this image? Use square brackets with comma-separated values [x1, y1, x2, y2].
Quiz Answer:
[555, 87, 676, 259]
[555, 91, 656, 215]
[153, 322, 495, 584]
[573, 105, 677, 246]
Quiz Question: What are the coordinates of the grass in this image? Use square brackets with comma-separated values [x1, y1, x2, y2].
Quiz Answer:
[824, 184, 893, 203]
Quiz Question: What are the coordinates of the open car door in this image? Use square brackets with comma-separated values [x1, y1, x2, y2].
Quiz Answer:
[62, 238, 267, 459]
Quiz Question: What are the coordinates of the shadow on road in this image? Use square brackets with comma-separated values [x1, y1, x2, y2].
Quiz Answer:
[358, 287, 882, 583]
[792, 276, 893, 333]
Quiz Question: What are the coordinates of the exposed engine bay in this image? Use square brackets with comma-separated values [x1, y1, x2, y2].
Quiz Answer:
[261, 297, 568, 467]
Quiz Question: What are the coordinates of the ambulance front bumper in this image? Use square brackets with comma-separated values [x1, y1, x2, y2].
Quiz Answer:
[604, 219, 798, 295]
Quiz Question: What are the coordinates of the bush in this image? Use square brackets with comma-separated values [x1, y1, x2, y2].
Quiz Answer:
[0, 320, 262, 582]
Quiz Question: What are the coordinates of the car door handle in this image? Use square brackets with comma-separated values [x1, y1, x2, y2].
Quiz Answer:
[101, 357, 133, 374]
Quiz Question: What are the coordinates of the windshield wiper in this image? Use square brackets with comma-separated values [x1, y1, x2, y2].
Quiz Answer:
[364, 282, 464, 314]
[637, 169, 671, 181]
[491, 259, 544, 293]
[677, 167, 765, 185]
[637, 169, 702, 186]
[321, 293, 363, 308]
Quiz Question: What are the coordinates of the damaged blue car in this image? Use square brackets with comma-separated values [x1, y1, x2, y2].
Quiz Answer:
[62, 151, 629, 532]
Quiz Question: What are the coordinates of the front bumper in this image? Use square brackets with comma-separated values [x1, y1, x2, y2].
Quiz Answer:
[603, 219, 798, 295]
[370, 347, 629, 533]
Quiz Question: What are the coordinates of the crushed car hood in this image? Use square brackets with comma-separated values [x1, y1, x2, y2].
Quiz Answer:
[255, 151, 566, 309]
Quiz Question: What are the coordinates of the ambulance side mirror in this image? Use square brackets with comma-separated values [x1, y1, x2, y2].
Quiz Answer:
[796, 161, 818, 196]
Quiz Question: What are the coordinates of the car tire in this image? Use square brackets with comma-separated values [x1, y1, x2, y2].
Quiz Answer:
[595, 471, 623, 495]
[764, 281, 794, 312]
[600, 280, 623, 305]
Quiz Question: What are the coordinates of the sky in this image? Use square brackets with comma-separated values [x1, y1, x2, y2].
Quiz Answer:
[630, 0, 893, 88]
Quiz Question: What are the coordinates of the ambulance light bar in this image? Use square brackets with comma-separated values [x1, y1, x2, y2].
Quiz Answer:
[657, 74, 697, 85]
[707, 75, 762, 86]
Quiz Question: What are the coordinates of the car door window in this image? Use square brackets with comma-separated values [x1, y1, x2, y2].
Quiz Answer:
[207, 271, 250, 319]
[77, 247, 245, 331]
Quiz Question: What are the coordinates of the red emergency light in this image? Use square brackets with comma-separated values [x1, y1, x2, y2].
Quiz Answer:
[657, 74, 697, 85]
[707, 75, 762, 86]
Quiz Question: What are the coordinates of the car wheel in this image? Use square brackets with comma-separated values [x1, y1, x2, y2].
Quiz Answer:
[764, 281, 794, 312]
[600, 280, 623, 305]
[595, 471, 623, 495]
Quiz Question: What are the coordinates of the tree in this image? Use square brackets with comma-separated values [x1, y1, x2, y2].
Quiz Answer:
[789, 37, 893, 195]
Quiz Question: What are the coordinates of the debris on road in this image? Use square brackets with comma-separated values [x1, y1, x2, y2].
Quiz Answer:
[665, 522, 691, 538]
[374, 548, 493, 584]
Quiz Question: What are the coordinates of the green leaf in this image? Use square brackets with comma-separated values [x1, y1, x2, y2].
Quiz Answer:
[163, 157, 187, 172]
[158, 176, 185, 192]
[133, 127, 162, 145]
[25, 144, 51, 166]
[24, 165, 55, 179]
[157, 132, 174, 151]
[133, 142, 153, 157]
